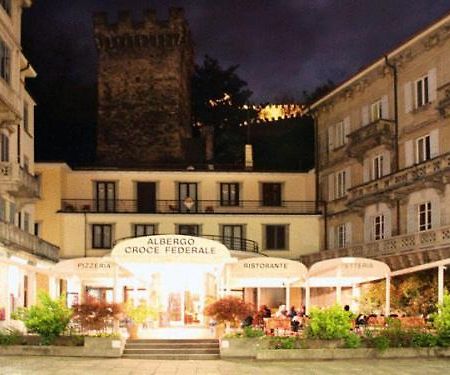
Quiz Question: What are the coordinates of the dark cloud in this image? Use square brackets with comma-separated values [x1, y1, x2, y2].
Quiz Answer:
[23, 0, 450, 101]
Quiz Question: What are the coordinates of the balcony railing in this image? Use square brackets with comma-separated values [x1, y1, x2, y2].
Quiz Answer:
[299, 224, 450, 271]
[60, 199, 322, 215]
[346, 119, 395, 159]
[0, 162, 40, 198]
[348, 152, 450, 207]
[114, 234, 259, 253]
[0, 220, 59, 262]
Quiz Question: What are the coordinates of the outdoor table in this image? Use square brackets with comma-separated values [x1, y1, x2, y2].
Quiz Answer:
[265, 318, 291, 334]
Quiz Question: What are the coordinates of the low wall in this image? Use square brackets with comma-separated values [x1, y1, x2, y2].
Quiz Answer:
[256, 347, 450, 360]
[220, 338, 267, 358]
[0, 337, 125, 358]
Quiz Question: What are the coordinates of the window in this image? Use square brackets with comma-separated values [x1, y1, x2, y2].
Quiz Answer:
[0, 198, 5, 221]
[372, 215, 385, 241]
[416, 135, 431, 163]
[1, 134, 9, 162]
[178, 182, 198, 212]
[92, 224, 112, 249]
[134, 224, 156, 237]
[337, 224, 347, 249]
[415, 75, 429, 108]
[370, 99, 382, 122]
[95, 181, 116, 212]
[23, 103, 29, 134]
[418, 202, 432, 232]
[334, 121, 345, 148]
[220, 183, 239, 206]
[335, 170, 346, 199]
[222, 225, 244, 250]
[23, 212, 30, 233]
[8, 201, 15, 224]
[0, 38, 10, 83]
[262, 183, 282, 206]
[23, 275, 28, 308]
[34, 222, 40, 236]
[265, 225, 287, 250]
[0, 0, 11, 16]
[372, 154, 384, 180]
[178, 224, 199, 236]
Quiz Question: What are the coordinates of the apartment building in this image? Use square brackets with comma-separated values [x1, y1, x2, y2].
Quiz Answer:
[0, 0, 60, 327]
[301, 12, 450, 278]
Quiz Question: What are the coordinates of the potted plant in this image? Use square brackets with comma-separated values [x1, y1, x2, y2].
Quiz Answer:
[125, 302, 158, 339]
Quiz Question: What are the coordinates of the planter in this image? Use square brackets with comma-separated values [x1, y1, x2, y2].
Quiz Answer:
[127, 324, 139, 340]
[0, 336, 125, 358]
[302, 339, 344, 349]
[220, 337, 268, 358]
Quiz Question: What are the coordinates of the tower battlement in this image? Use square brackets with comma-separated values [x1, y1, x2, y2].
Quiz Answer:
[93, 8, 190, 51]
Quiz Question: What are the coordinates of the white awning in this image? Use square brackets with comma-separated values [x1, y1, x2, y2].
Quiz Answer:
[307, 257, 390, 287]
[229, 257, 308, 288]
[51, 257, 132, 278]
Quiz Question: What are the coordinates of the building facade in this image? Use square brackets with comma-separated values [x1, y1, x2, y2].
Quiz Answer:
[0, 0, 60, 328]
[93, 8, 194, 166]
[302, 13, 450, 276]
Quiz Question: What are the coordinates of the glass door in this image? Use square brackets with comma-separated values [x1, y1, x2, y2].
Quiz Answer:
[178, 183, 198, 212]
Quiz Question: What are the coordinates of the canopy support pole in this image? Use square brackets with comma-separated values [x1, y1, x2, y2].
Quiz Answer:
[256, 287, 261, 309]
[438, 265, 445, 306]
[351, 284, 358, 312]
[336, 285, 342, 305]
[286, 282, 291, 309]
[385, 275, 391, 317]
[113, 265, 119, 334]
[305, 283, 310, 316]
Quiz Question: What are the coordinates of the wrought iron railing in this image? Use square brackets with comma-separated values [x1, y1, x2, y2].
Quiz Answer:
[114, 234, 259, 253]
[60, 199, 322, 215]
[0, 220, 59, 262]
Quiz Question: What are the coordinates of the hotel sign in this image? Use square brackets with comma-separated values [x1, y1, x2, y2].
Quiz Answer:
[111, 235, 232, 264]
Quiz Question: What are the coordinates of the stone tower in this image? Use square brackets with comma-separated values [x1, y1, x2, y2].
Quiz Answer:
[93, 8, 194, 166]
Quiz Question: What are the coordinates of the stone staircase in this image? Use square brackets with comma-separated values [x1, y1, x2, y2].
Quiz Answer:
[122, 339, 220, 360]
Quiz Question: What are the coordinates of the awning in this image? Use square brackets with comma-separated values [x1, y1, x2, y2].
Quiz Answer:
[229, 257, 308, 288]
[307, 257, 390, 287]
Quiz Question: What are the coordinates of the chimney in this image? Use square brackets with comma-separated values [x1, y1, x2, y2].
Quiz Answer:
[245, 144, 253, 170]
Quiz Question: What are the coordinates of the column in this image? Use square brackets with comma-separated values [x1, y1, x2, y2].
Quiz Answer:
[305, 283, 310, 316]
[438, 265, 445, 306]
[113, 265, 119, 303]
[385, 275, 391, 317]
[256, 287, 261, 308]
[336, 285, 342, 305]
[285, 283, 291, 309]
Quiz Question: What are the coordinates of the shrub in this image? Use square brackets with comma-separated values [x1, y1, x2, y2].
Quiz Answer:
[433, 293, 450, 334]
[268, 336, 297, 349]
[242, 326, 264, 338]
[125, 301, 158, 325]
[72, 295, 122, 333]
[373, 335, 390, 351]
[0, 328, 22, 346]
[204, 296, 254, 327]
[12, 292, 72, 345]
[344, 332, 361, 348]
[306, 305, 353, 340]
[411, 332, 438, 347]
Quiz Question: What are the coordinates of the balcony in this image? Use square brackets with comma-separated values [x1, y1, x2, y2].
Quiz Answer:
[346, 119, 395, 159]
[347, 152, 450, 208]
[0, 220, 59, 262]
[60, 199, 322, 215]
[0, 162, 40, 200]
[114, 234, 259, 253]
[299, 225, 450, 272]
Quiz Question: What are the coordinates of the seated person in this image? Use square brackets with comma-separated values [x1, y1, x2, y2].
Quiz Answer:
[275, 304, 288, 318]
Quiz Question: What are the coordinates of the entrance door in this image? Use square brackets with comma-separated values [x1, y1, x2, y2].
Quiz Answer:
[137, 182, 156, 213]
[178, 183, 198, 212]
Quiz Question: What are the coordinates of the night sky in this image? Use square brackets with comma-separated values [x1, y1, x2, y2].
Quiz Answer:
[21, 0, 450, 163]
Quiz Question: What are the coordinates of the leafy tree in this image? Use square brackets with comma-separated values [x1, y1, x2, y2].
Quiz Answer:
[307, 305, 353, 340]
[204, 296, 254, 327]
[302, 79, 335, 105]
[192, 55, 257, 164]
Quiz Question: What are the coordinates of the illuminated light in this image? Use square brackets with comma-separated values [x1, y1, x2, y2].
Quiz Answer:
[10, 256, 28, 265]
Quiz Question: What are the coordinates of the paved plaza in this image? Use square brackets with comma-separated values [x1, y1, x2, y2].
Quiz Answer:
[0, 356, 449, 375]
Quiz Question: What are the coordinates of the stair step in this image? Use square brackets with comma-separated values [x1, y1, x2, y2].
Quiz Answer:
[122, 353, 220, 360]
[127, 339, 218, 344]
[125, 343, 219, 349]
[124, 348, 219, 355]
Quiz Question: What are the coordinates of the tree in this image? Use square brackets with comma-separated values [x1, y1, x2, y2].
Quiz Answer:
[192, 55, 257, 164]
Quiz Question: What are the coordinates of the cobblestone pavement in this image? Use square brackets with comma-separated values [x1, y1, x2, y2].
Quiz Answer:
[0, 356, 449, 375]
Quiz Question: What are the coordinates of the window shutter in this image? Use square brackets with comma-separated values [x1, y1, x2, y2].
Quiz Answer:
[363, 158, 370, 182]
[431, 198, 440, 229]
[327, 126, 334, 151]
[404, 81, 413, 113]
[381, 95, 389, 119]
[343, 117, 351, 143]
[383, 150, 391, 176]
[345, 222, 352, 246]
[428, 68, 437, 102]
[364, 216, 371, 242]
[407, 204, 417, 234]
[430, 129, 439, 158]
[385, 210, 392, 238]
[328, 173, 335, 201]
[404, 140, 414, 167]
[345, 167, 351, 194]
[328, 226, 335, 249]
[361, 105, 369, 126]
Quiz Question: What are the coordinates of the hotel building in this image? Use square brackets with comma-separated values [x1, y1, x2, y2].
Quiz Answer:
[0, 0, 60, 328]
